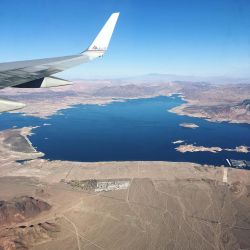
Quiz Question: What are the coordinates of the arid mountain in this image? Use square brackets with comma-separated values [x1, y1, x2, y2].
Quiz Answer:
[171, 83, 250, 123]
[238, 99, 250, 111]
[0, 196, 51, 226]
[92, 83, 174, 98]
[0, 221, 60, 250]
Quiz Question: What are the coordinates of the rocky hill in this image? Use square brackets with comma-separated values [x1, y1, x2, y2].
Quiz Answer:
[0, 196, 51, 226]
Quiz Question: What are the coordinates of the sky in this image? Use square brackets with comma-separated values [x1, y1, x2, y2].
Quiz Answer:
[0, 0, 250, 79]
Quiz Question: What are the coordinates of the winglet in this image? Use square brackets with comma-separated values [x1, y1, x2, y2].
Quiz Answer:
[87, 12, 120, 53]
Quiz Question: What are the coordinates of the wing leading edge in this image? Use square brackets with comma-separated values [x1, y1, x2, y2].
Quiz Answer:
[0, 12, 120, 89]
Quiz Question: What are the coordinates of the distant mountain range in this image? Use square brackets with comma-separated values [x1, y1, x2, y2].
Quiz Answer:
[117, 73, 250, 85]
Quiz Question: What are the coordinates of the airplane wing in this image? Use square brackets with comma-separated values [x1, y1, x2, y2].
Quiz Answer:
[0, 12, 120, 89]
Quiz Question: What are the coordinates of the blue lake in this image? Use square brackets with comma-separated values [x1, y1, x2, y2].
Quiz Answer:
[0, 96, 249, 166]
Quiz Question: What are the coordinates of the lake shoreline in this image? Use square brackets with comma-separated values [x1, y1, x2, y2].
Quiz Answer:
[1, 96, 249, 166]
[168, 94, 250, 125]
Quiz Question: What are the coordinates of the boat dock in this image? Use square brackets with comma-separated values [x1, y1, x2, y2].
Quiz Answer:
[226, 159, 250, 169]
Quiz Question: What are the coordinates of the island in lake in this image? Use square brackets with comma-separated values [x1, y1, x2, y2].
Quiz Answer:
[172, 140, 185, 144]
[176, 144, 250, 153]
[179, 123, 199, 129]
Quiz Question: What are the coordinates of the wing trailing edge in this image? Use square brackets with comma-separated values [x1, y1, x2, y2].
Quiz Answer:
[13, 77, 71, 88]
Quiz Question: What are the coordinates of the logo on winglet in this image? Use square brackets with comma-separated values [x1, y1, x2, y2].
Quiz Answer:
[90, 45, 107, 51]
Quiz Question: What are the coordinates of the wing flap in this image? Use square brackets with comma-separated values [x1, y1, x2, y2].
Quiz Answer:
[0, 98, 25, 112]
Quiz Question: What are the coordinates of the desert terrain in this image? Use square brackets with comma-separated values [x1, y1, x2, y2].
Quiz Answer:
[0, 127, 250, 250]
[0, 78, 250, 249]
[0, 78, 249, 124]
[170, 82, 250, 124]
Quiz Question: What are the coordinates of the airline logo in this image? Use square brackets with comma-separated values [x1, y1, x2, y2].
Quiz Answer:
[90, 45, 107, 51]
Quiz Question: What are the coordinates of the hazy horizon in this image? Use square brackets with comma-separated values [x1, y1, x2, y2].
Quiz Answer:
[68, 73, 250, 84]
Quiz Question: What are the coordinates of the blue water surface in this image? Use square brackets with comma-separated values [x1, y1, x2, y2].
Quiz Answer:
[0, 96, 249, 166]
